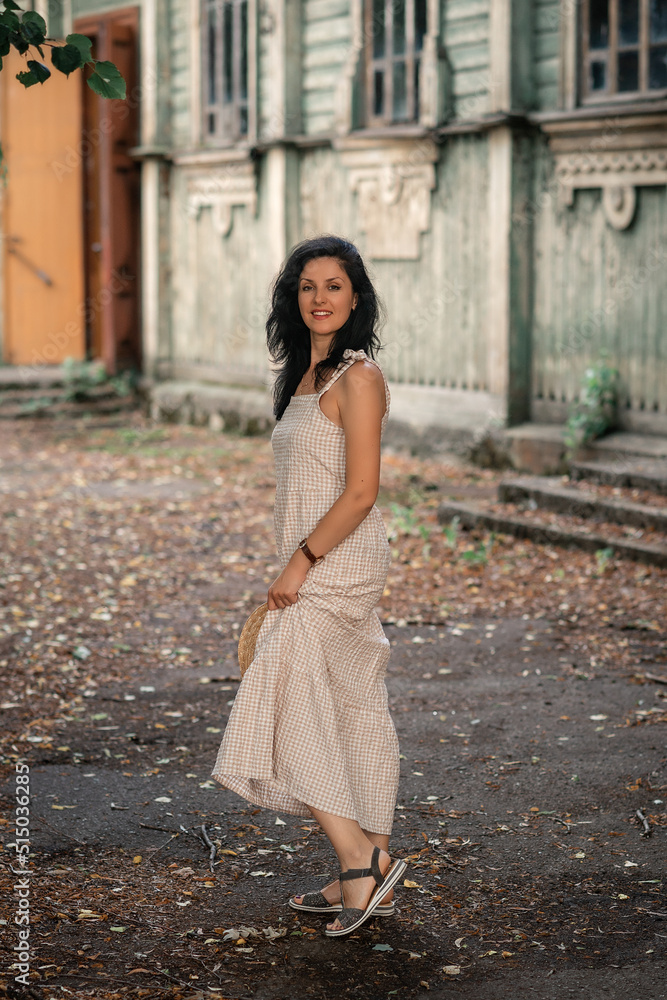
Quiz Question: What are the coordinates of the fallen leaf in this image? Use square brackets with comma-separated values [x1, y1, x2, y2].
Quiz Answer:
[262, 926, 287, 940]
[443, 965, 461, 975]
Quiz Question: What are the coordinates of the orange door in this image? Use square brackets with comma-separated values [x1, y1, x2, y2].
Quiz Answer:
[1, 48, 85, 366]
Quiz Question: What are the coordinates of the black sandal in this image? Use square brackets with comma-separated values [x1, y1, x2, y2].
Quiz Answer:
[288, 886, 395, 916]
[324, 846, 406, 938]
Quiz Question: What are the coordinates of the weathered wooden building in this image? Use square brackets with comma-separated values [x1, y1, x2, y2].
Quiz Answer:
[2, 0, 666, 444]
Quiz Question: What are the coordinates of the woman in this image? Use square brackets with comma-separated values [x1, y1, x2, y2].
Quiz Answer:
[212, 235, 405, 937]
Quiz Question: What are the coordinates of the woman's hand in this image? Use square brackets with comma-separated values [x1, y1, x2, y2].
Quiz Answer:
[267, 549, 311, 610]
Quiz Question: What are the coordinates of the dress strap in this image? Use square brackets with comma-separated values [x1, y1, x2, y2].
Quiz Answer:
[318, 348, 390, 425]
[318, 349, 379, 398]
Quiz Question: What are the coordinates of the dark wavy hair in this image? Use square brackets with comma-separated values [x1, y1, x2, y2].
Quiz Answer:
[266, 235, 383, 420]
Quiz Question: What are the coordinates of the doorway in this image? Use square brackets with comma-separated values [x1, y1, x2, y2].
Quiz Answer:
[75, 6, 142, 375]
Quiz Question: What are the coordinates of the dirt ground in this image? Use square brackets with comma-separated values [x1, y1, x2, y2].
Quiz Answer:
[0, 414, 665, 1000]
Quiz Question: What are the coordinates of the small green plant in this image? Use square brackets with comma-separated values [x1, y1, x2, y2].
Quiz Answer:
[387, 502, 431, 556]
[461, 532, 496, 566]
[387, 503, 422, 539]
[62, 357, 107, 401]
[109, 367, 140, 397]
[564, 359, 619, 456]
[19, 395, 55, 413]
[594, 546, 614, 575]
[442, 515, 460, 549]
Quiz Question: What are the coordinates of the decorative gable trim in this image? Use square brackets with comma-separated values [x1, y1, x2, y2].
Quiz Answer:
[184, 158, 258, 237]
[543, 112, 667, 229]
[338, 137, 438, 259]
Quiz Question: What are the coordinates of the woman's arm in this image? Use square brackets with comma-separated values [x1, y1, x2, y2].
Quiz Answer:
[267, 361, 386, 610]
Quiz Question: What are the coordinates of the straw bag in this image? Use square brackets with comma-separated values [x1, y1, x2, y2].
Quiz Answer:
[237, 602, 269, 676]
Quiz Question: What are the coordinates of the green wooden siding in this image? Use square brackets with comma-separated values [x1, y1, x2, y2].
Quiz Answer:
[297, 136, 490, 389]
[170, 0, 191, 146]
[45, 0, 65, 37]
[71, 0, 136, 18]
[301, 0, 351, 135]
[257, 11, 272, 139]
[533, 0, 560, 110]
[378, 137, 490, 388]
[169, 163, 278, 377]
[531, 145, 667, 417]
[444, 0, 490, 119]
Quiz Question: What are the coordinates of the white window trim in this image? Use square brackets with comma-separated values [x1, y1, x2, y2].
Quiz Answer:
[192, 0, 257, 149]
[561, 0, 667, 110]
[335, 0, 449, 135]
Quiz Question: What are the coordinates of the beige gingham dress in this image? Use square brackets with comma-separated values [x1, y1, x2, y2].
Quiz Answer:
[211, 349, 400, 835]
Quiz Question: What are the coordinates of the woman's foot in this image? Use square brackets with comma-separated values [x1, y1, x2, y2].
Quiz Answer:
[292, 879, 340, 908]
[325, 848, 405, 935]
[292, 878, 394, 908]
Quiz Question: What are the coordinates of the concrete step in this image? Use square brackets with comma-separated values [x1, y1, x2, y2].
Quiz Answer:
[504, 424, 667, 476]
[0, 396, 140, 419]
[436, 500, 667, 568]
[498, 476, 667, 531]
[0, 369, 142, 421]
[0, 363, 103, 390]
[590, 431, 667, 459]
[569, 458, 667, 495]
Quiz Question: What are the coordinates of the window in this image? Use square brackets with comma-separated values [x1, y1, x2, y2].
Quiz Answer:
[364, 0, 428, 125]
[582, 0, 667, 99]
[202, 0, 249, 142]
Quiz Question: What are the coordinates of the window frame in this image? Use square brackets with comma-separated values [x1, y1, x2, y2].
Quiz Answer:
[580, 0, 667, 104]
[200, 0, 254, 146]
[363, 0, 428, 128]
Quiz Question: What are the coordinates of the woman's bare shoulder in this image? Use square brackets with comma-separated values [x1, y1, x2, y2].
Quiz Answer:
[339, 358, 384, 392]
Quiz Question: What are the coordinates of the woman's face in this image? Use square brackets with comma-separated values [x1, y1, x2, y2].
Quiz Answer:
[298, 257, 358, 340]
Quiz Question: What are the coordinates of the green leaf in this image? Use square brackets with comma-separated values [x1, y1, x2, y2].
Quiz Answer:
[51, 42, 83, 76]
[10, 34, 29, 54]
[65, 32, 93, 65]
[21, 10, 46, 32]
[16, 69, 39, 87]
[26, 58, 50, 83]
[87, 59, 126, 99]
[0, 30, 9, 58]
[2, 1, 22, 9]
[0, 10, 20, 29]
[20, 10, 46, 46]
